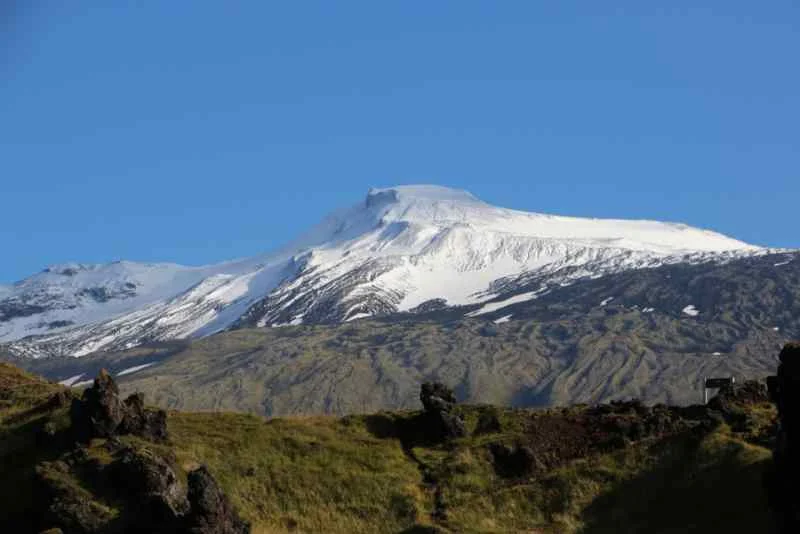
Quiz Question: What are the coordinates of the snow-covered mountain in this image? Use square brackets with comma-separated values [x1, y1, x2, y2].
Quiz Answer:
[0, 185, 763, 359]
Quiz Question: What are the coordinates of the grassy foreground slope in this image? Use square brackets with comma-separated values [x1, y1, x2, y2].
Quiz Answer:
[1, 363, 777, 533]
[170, 408, 775, 534]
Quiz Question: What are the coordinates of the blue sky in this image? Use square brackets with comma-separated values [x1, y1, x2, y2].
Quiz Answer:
[1, 1, 797, 283]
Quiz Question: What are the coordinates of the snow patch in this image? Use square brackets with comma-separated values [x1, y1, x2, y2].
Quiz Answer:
[117, 363, 155, 376]
[493, 314, 513, 324]
[466, 291, 542, 317]
[600, 297, 615, 307]
[346, 313, 372, 322]
[58, 374, 85, 387]
[682, 305, 700, 317]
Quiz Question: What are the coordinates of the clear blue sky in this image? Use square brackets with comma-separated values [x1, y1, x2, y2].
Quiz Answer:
[2, 1, 798, 283]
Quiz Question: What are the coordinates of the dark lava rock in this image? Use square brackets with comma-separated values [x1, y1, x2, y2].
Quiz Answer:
[420, 382, 457, 413]
[418, 382, 466, 441]
[431, 410, 467, 440]
[111, 447, 189, 527]
[488, 442, 540, 478]
[70, 370, 168, 442]
[119, 392, 169, 442]
[25, 368, 249, 534]
[36, 445, 250, 534]
[184, 465, 251, 534]
[70, 369, 126, 440]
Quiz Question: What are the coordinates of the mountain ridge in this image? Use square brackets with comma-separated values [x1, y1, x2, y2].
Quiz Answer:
[0, 185, 773, 359]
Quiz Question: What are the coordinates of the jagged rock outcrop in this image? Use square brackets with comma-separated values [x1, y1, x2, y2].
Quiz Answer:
[420, 382, 458, 413]
[119, 392, 169, 442]
[34, 370, 250, 533]
[766, 342, 800, 533]
[37, 445, 249, 534]
[69, 369, 168, 442]
[184, 465, 251, 534]
[419, 382, 466, 442]
[69, 369, 126, 439]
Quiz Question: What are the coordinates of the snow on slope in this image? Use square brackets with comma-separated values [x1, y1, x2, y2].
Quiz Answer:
[239, 185, 759, 325]
[1, 185, 762, 358]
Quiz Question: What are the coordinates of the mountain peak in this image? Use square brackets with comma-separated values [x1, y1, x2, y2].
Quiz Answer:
[366, 185, 482, 206]
[361, 185, 492, 228]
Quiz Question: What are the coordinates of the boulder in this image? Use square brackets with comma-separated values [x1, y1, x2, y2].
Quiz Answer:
[184, 465, 251, 534]
[70, 369, 126, 440]
[420, 382, 457, 413]
[119, 392, 169, 442]
[111, 447, 189, 521]
[432, 410, 467, 440]
[418, 382, 466, 441]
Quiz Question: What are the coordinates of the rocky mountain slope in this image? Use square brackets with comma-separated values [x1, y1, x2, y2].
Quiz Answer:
[17, 251, 799, 413]
[1, 185, 767, 360]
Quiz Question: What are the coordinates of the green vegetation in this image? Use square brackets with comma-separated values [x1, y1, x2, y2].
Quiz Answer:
[169, 412, 426, 533]
[166, 404, 776, 533]
[0, 363, 779, 533]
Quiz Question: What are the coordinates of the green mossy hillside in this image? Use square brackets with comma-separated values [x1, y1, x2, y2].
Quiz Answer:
[0, 363, 778, 533]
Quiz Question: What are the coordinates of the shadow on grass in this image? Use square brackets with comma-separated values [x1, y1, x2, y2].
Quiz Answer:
[580, 433, 774, 534]
[363, 411, 461, 449]
[0, 411, 73, 532]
